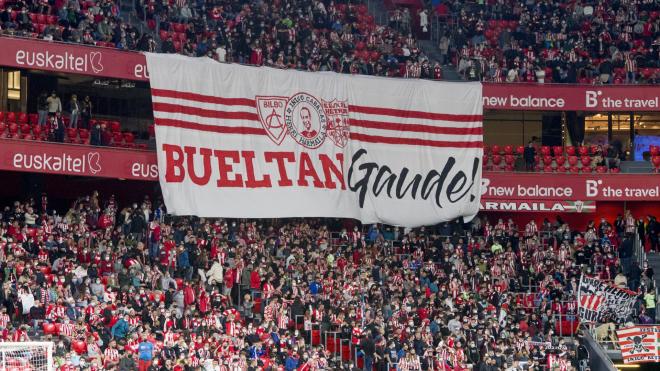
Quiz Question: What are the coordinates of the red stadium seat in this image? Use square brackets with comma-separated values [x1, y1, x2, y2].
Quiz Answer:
[543, 165, 553, 173]
[491, 155, 502, 167]
[67, 128, 78, 143]
[8, 123, 19, 138]
[123, 132, 135, 147]
[540, 146, 551, 156]
[596, 166, 608, 173]
[6, 112, 16, 123]
[555, 156, 566, 167]
[542, 155, 553, 166]
[112, 132, 124, 146]
[18, 112, 28, 124]
[503, 145, 513, 155]
[516, 145, 524, 155]
[78, 129, 90, 144]
[568, 156, 578, 166]
[566, 146, 576, 156]
[580, 156, 592, 167]
[552, 146, 563, 156]
[0, 111, 3, 121]
[569, 166, 580, 173]
[0, 122, 6, 136]
[578, 146, 588, 156]
[491, 145, 501, 154]
[20, 123, 31, 139]
[160, 30, 169, 41]
[610, 167, 620, 173]
[29, 113, 38, 125]
[504, 154, 515, 165]
[482, 154, 489, 169]
[110, 121, 121, 133]
[650, 145, 659, 156]
[556, 166, 567, 173]
[32, 125, 43, 140]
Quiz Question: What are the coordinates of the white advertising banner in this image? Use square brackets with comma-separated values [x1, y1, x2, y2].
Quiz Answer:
[145, 54, 483, 227]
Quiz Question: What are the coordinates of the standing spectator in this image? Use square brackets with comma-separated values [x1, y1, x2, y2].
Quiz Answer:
[524, 141, 536, 171]
[47, 91, 62, 116]
[49, 112, 65, 142]
[81, 96, 93, 129]
[68, 94, 81, 128]
[137, 338, 154, 371]
[37, 91, 49, 126]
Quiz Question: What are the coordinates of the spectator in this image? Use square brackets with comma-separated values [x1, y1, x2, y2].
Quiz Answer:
[37, 92, 49, 126]
[524, 141, 536, 171]
[68, 94, 81, 129]
[46, 91, 62, 116]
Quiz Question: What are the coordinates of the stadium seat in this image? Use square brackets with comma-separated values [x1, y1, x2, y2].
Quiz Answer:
[6, 112, 16, 123]
[0, 122, 5, 136]
[580, 156, 592, 167]
[566, 146, 576, 156]
[540, 146, 551, 156]
[78, 129, 90, 144]
[596, 166, 608, 174]
[555, 156, 566, 167]
[552, 146, 563, 156]
[649, 145, 659, 156]
[7, 123, 19, 138]
[504, 155, 515, 166]
[652, 156, 660, 170]
[542, 155, 553, 166]
[123, 132, 135, 147]
[29, 113, 38, 125]
[516, 145, 524, 155]
[611, 167, 620, 173]
[65, 128, 77, 143]
[491, 145, 500, 154]
[543, 165, 553, 172]
[112, 131, 124, 146]
[17, 112, 28, 124]
[491, 154, 502, 167]
[110, 121, 121, 133]
[569, 166, 580, 173]
[20, 123, 31, 139]
[578, 146, 588, 156]
[503, 145, 513, 155]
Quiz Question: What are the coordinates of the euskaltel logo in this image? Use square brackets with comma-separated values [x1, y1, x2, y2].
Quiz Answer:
[89, 52, 103, 74]
[87, 152, 101, 174]
[15, 49, 104, 74]
[12, 151, 103, 175]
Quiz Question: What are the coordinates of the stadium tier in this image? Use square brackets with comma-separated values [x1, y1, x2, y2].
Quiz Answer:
[0, 1, 659, 370]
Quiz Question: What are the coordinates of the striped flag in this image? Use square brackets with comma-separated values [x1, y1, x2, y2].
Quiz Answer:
[145, 53, 483, 227]
[577, 275, 636, 323]
[617, 326, 660, 364]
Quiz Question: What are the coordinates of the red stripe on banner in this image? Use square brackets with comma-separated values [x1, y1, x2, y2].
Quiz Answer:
[619, 339, 656, 346]
[618, 332, 659, 339]
[153, 103, 259, 121]
[350, 133, 482, 148]
[154, 119, 266, 136]
[350, 105, 482, 122]
[349, 119, 483, 135]
[151, 88, 256, 107]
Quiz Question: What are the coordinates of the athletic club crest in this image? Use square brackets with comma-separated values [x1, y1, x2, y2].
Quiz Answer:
[322, 99, 350, 148]
[255, 96, 288, 145]
[255, 93, 350, 149]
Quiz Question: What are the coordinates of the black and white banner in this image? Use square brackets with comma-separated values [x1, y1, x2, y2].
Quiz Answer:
[577, 275, 637, 323]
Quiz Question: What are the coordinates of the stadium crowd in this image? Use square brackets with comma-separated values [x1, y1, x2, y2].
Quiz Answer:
[1, 0, 658, 83]
[0, 190, 657, 370]
[432, 0, 660, 83]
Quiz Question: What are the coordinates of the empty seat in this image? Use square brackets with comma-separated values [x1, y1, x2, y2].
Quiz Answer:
[503, 145, 513, 155]
[540, 146, 551, 156]
[552, 146, 563, 156]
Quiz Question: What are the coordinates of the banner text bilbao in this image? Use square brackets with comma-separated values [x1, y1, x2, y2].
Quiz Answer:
[161, 145, 481, 209]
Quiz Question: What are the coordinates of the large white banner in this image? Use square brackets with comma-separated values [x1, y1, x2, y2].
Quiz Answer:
[146, 54, 483, 227]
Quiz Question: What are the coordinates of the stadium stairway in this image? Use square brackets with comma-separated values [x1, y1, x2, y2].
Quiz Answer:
[417, 39, 462, 81]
